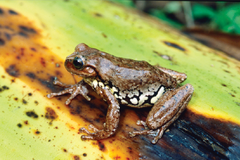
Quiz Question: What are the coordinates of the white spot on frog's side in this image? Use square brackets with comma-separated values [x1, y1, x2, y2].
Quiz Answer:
[114, 93, 122, 99]
[138, 94, 149, 106]
[99, 82, 104, 88]
[121, 99, 128, 104]
[92, 80, 98, 88]
[150, 86, 165, 104]
[130, 97, 138, 105]
[119, 90, 126, 99]
[111, 86, 118, 93]
[128, 92, 134, 98]
[105, 85, 109, 89]
[132, 90, 139, 96]
[136, 83, 163, 106]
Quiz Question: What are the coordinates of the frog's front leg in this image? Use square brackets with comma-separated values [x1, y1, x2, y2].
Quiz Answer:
[80, 86, 120, 140]
[129, 84, 194, 144]
[47, 79, 91, 105]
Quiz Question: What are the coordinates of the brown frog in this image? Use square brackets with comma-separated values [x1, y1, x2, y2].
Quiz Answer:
[47, 43, 194, 144]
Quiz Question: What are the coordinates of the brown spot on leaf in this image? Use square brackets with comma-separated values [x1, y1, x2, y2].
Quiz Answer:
[26, 111, 38, 118]
[22, 99, 28, 104]
[31, 47, 37, 52]
[94, 13, 103, 17]
[2, 85, 9, 90]
[19, 31, 28, 37]
[5, 32, 11, 40]
[6, 65, 20, 77]
[17, 123, 22, 128]
[26, 72, 36, 79]
[34, 100, 39, 105]
[0, 8, 3, 14]
[127, 147, 133, 154]
[221, 84, 227, 87]
[102, 33, 107, 38]
[8, 9, 18, 15]
[223, 69, 230, 73]
[45, 107, 58, 120]
[24, 120, 29, 125]
[0, 85, 9, 92]
[218, 60, 229, 67]
[229, 93, 235, 97]
[40, 57, 46, 67]
[0, 38, 5, 45]
[35, 130, 41, 135]
[19, 25, 36, 34]
[97, 141, 106, 152]
[164, 41, 186, 51]
[73, 155, 80, 160]
[55, 70, 63, 77]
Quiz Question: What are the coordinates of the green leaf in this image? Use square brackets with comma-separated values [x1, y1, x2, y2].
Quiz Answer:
[192, 3, 216, 19]
[214, 3, 240, 33]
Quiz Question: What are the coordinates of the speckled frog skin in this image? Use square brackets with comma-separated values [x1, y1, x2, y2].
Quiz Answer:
[47, 43, 194, 144]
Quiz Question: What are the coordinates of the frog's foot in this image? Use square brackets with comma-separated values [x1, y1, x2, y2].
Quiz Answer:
[79, 125, 114, 140]
[47, 80, 90, 105]
[129, 120, 165, 144]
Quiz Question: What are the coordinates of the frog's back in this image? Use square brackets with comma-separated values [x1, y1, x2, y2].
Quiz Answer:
[95, 53, 177, 89]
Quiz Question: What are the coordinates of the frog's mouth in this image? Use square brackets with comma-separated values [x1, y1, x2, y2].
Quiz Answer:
[65, 58, 97, 77]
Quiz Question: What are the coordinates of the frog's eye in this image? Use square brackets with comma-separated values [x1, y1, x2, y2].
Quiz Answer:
[73, 57, 84, 69]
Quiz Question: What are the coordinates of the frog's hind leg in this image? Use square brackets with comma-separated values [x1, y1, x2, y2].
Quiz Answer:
[129, 84, 194, 144]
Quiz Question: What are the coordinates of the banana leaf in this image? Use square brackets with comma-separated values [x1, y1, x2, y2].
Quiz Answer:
[0, 1, 239, 159]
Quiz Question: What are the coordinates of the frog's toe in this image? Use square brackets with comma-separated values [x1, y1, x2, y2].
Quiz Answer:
[129, 130, 151, 137]
[136, 120, 145, 126]
[81, 135, 95, 140]
[129, 128, 164, 144]
[79, 126, 101, 140]
[136, 120, 149, 129]
[79, 127, 91, 134]
[79, 128, 96, 140]
[151, 128, 164, 144]
[47, 93, 54, 98]
[53, 79, 71, 88]
[152, 137, 159, 144]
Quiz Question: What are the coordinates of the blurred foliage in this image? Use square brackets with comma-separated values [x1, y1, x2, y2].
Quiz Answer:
[149, 9, 183, 29]
[192, 4, 215, 20]
[111, 1, 240, 34]
[192, 3, 240, 34]
[213, 3, 240, 34]
[150, 2, 183, 29]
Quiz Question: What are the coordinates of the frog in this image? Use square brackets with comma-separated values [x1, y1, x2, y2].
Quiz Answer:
[47, 43, 194, 144]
